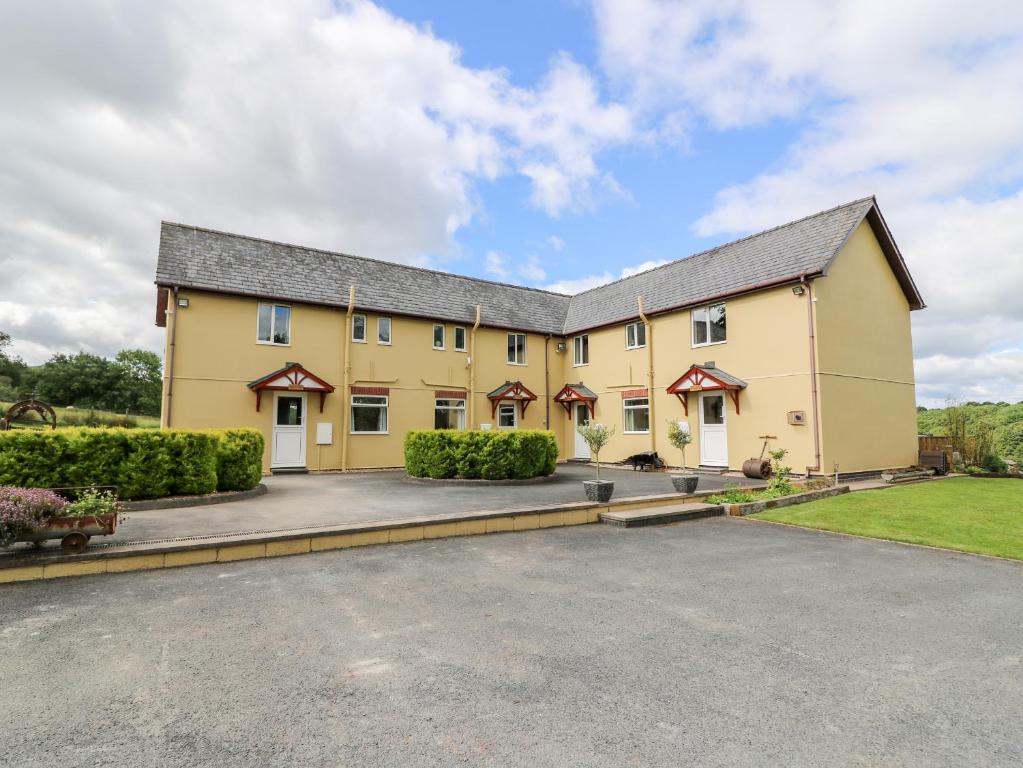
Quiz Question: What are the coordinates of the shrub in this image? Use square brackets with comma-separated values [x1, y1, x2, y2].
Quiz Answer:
[0, 428, 262, 499]
[64, 487, 120, 518]
[214, 429, 266, 491]
[0, 487, 67, 546]
[706, 485, 755, 504]
[405, 430, 557, 480]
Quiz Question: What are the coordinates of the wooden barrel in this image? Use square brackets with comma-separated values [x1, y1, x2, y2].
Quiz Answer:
[742, 458, 772, 479]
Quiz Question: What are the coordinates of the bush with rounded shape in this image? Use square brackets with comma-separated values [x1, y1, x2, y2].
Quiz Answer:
[405, 430, 557, 480]
[213, 429, 265, 491]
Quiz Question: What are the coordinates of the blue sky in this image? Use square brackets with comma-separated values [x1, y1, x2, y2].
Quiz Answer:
[1, 0, 1022, 405]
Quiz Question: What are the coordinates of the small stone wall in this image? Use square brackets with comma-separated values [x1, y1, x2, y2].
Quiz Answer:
[726, 484, 849, 517]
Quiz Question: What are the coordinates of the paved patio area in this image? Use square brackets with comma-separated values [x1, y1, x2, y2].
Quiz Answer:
[87, 464, 759, 546]
[2, 518, 1020, 767]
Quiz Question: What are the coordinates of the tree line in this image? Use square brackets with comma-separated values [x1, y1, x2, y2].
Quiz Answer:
[918, 399, 1023, 471]
[0, 331, 162, 416]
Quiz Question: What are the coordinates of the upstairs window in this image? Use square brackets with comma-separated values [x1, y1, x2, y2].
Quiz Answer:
[573, 335, 589, 366]
[433, 324, 445, 349]
[507, 333, 526, 365]
[626, 321, 646, 349]
[692, 303, 726, 346]
[623, 397, 650, 434]
[454, 326, 467, 352]
[434, 398, 466, 430]
[378, 317, 392, 345]
[257, 303, 291, 345]
[352, 313, 367, 343]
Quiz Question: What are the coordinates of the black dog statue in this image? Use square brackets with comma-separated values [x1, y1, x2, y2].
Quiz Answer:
[623, 451, 666, 471]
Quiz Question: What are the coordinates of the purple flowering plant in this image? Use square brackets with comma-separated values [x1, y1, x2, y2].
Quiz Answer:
[0, 487, 68, 547]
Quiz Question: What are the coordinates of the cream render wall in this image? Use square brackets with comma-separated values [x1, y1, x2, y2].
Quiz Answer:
[162, 290, 565, 472]
[812, 220, 918, 472]
[555, 284, 818, 470]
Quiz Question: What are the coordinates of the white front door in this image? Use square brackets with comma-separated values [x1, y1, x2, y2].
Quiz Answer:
[574, 403, 591, 459]
[699, 393, 728, 467]
[271, 393, 307, 468]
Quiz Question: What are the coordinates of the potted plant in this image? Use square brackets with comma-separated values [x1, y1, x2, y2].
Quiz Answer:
[667, 420, 699, 494]
[577, 423, 615, 502]
[2, 486, 121, 554]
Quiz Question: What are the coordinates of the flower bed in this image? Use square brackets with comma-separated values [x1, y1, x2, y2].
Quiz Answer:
[1, 486, 121, 551]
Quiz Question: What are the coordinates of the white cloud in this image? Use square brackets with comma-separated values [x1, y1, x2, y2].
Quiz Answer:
[485, 250, 510, 280]
[546, 235, 565, 251]
[915, 351, 1023, 407]
[592, 0, 1023, 403]
[544, 258, 668, 294]
[0, 0, 635, 363]
[518, 255, 547, 283]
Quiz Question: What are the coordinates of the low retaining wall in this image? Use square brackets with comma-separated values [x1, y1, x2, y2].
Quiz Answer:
[120, 484, 268, 512]
[725, 485, 850, 516]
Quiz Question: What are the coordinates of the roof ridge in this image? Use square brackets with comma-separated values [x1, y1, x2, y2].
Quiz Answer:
[566, 196, 876, 299]
[160, 221, 572, 299]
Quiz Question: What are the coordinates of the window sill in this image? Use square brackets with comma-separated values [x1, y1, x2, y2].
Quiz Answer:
[352, 338, 368, 344]
[623, 430, 650, 435]
[625, 345, 646, 351]
[692, 340, 727, 349]
[572, 363, 589, 368]
[377, 341, 392, 346]
[506, 361, 527, 366]
[433, 346, 446, 351]
[350, 431, 389, 436]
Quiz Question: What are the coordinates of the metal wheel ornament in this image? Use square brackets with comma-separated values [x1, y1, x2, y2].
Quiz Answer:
[60, 532, 89, 555]
[0, 399, 58, 431]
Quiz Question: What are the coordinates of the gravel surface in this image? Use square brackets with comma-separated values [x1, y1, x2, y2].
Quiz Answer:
[2, 518, 1020, 767]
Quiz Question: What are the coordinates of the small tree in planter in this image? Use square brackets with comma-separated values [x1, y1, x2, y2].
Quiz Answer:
[667, 420, 699, 494]
[577, 423, 615, 501]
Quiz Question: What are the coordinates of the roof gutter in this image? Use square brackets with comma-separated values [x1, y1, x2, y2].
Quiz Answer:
[637, 296, 656, 454]
[801, 275, 822, 475]
[340, 286, 356, 472]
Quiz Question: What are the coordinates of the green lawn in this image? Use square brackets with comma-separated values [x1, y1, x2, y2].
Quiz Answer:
[752, 478, 1023, 560]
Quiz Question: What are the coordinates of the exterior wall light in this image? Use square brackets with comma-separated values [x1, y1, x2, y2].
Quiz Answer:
[791, 285, 806, 296]
[177, 297, 190, 308]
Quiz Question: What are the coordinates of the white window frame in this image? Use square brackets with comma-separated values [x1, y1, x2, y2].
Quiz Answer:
[433, 324, 445, 350]
[497, 402, 518, 428]
[573, 335, 589, 367]
[623, 396, 651, 434]
[454, 326, 467, 352]
[434, 398, 466, 430]
[377, 316, 392, 345]
[507, 333, 527, 365]
[625, 321, 646, 350]
[256, 302, 292, 346]
[352, 313, 367, 344]
[692, 303, 727, 348]
[350, 394, 388, 434]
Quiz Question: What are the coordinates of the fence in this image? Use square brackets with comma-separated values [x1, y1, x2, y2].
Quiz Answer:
[918, 435, 954, 468]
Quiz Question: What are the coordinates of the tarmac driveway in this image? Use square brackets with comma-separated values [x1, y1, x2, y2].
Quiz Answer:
[1, 518, 1020, 767]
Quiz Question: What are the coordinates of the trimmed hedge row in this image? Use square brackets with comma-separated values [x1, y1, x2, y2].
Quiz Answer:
[0, 428, 264, 499]
[405, 429, 558, 480]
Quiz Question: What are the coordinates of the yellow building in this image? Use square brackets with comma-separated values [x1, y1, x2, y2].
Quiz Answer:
[155, 196, 924, 477]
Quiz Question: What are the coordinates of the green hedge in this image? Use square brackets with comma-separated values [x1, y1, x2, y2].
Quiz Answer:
[0, 427, 264, 500]
[404, 429, 558, 480]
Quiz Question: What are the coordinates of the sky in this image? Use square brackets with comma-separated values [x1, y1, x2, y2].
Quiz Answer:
[1, 0, 1022, 407]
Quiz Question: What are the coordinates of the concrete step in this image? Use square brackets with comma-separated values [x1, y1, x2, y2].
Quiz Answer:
[600, 502, 724, 528]
[271, 467, 309, 475]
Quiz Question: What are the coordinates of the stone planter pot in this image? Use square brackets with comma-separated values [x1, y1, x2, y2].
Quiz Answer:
[671, 474, 699, 494]
[583, 480, 615, 502]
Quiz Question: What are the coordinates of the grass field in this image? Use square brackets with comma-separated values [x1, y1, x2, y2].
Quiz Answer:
[0, 401, 160, 429]
[752, 477, 1023, 560]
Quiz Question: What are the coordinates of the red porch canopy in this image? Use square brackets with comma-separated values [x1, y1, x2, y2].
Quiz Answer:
[247, 362, 336, 413]
[553, 383, 597, 418]
[486, 380, 538, 418]
[666, 363, 746, 416]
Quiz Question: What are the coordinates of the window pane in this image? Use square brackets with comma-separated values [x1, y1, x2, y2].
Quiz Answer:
[709, 304, 726, 343]
[624, 398, 649, 432]
[434, 400, 465, 429]
[273, 305, 290, 344]
[626, 324, 635, 348]
[581, 335, 588, 364]
[353, 396, 386, 406]
[515, 334, 526, 363]
[257, 304, 272, 342]
[454, 327, 466, 350]
[353, 314, 366, 341]
[276, 396, 302, 426]
[498, 404, 516, 427]
[378, 317, 391, 344]
[692, 308, 708, 345]
[636, 322, 646, 347]
[352, 399, 387, 432]
[434, 324, 444, 348]
[702, 395, 724, 425]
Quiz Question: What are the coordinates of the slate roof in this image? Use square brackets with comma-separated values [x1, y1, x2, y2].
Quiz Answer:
[693, 365, 747, 389]
[155, 196, 923, 336]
